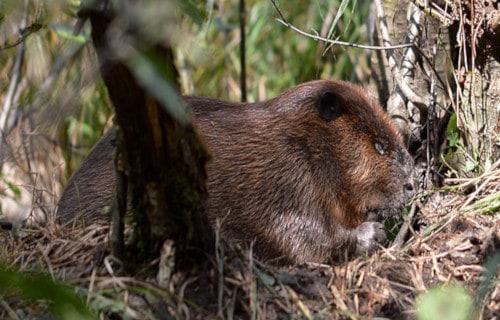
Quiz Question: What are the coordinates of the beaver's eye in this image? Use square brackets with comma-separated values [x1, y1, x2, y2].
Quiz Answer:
[374, 142, 386, 155]
[317, 91, 343, 121]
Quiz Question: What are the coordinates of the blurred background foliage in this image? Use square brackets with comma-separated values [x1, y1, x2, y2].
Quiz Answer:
[1, 0, 371, 181]
[179, 0, 371, 101]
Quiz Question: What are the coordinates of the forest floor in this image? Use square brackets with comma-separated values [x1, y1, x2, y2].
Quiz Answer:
[0, 170, 499, 319]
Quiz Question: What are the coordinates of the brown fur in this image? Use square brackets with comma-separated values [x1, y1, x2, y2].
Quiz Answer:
[57, 129, 116, 226]
[57, 80, 416, 264]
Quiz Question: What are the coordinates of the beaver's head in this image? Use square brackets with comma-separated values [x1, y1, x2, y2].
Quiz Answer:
[274, 80, 416, 228]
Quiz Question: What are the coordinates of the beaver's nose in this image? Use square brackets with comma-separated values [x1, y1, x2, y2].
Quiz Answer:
[403, 173, 418, 201]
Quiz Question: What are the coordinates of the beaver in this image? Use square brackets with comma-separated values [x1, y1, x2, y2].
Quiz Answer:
[57, 80, 416, 264]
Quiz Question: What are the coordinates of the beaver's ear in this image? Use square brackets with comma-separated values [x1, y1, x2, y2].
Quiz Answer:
[318, 91, 343, 121]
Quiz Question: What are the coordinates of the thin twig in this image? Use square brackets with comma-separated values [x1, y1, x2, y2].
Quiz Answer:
[239, 0, 247, 102]
[270, 0, 288, 24]
[410, 0, 454, 25]
[0, 23, 43, 51]
[392, 201, 420, 248]
[411, 45, 447, 92]
[271, 0, 412, 51]
[275, 19, 414, 51]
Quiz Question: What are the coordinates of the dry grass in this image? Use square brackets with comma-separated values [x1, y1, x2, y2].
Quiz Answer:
[0, 168, 499, 319]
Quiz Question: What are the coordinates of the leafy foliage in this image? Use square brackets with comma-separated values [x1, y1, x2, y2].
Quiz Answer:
[0, 268, 94, 319]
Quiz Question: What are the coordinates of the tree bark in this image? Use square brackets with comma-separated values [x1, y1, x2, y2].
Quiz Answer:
[369, 0, 499, 179]
[85, 3, 213, 269]
[456, 2, 500, 170]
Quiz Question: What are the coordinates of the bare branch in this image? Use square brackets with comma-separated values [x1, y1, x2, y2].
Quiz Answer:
[270, 0, 288, 24]
[271, 0, 412, 51]
[275, 18, 413, 51]
[0, 24, 43, 51]
[410, 0, 454, 25]
[239, 0, 247, 102]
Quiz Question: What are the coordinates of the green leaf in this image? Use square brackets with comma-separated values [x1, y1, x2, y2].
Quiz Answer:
[446, 113, 458, 133]
[448, 131, 459, 147]
[6, 181, 21, 196]
[126, 52, 191, 125]
[49, 23, 88, 43]
[0, 268, 95, 319]
[416, 283, 473, 320]
[446, 113, 459, 147]
[326, 0, 355, 39]
[179, 0, 206, 25]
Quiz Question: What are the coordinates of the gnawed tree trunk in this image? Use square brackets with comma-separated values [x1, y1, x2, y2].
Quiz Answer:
[83, 2, 214, 270]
